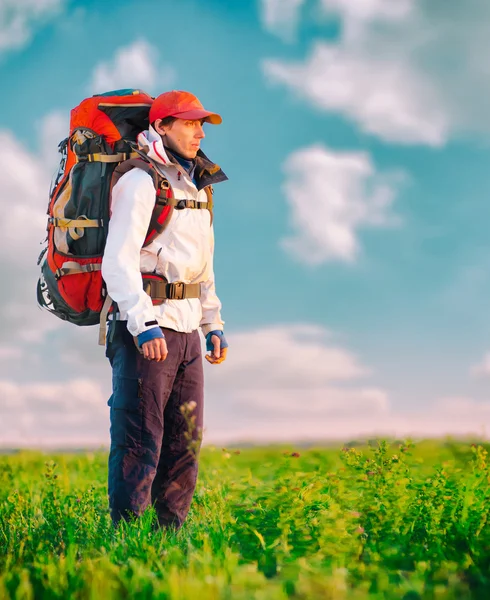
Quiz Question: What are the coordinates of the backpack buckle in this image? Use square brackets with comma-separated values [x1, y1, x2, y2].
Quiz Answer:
[167, 282, 185, 300]
[175, 200, 187, 210]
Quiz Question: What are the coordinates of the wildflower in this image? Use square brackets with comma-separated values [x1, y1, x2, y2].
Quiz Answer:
[180, 400, 197, 413]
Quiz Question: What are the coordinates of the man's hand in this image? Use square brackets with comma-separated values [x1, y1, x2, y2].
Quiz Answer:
[141, 337, 168, 362]
[205, 334, 228, 365]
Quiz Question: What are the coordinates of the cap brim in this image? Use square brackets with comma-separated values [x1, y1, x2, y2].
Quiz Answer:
[173, 109, 222, 125]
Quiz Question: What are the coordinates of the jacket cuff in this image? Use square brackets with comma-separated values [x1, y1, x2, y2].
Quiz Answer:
[137, 326, 164, 348]
[205, 330, 229, 351]
[125, 293, 159, 337]
[201, 323, 224, 337]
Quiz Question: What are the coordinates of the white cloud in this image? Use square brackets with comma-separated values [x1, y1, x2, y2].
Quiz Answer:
[203, 324, 391, 439]
[208, 412, 489, 445]
[0, 130, 62, 342]
[279, 144, 401, 264]
[319, 0, 414, 32]
[208, 323, 369, 386]
[38, 110, 69, 173]
[1, 322, 489, 448]
[0, 378, 109, 448]
[435, 396, 490, 417]
[471, 353, 490, 378]
[233, 386, 389, 417]
[260, 0, 306, 42]
[262, 0, 490, 145]
[0, 131, 50, 264]
[263, 41, 448, 146]
[203, 325, 490, 444]
[89, 39, 174, 95]
[0, 323, 386, 448]
[0, 346, 23, 360]
[0, 0, 65, 53]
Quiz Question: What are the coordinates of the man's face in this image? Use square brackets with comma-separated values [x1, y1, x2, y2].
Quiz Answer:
[156, 118, 205, 159]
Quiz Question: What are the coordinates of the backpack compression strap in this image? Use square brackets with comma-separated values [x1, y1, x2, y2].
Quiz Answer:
[98, 293, 114, 346]
[77, 152, 139, 164]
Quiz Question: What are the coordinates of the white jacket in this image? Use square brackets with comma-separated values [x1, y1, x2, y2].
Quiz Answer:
[101, 125, 225, 338]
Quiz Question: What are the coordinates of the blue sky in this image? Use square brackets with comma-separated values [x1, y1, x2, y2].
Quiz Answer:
[1, 0, 490, 447]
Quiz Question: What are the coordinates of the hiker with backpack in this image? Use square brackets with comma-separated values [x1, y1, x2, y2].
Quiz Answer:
[102, 90, 228, 528]
[37, 89, 229, 529]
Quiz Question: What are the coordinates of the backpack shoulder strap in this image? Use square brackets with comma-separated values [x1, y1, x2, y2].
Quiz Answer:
[204, 185, 214, 226]
[111, 156, 168, 193]
[111, 156, 174, 247]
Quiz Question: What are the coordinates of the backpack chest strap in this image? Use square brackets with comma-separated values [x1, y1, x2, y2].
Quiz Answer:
[157, 197, 212, 210]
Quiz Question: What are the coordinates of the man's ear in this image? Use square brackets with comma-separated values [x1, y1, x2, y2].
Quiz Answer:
[153, 119, 164, 135]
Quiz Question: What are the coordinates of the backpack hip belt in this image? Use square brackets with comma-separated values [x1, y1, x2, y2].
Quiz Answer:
[98, 275, 202, 345]
[142, 274, 201, 304]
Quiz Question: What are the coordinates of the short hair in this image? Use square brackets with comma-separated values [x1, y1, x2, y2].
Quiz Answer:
[151, 116, 177, 129]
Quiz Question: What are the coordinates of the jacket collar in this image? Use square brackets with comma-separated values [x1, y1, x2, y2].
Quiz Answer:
[137, 125, 228, 191]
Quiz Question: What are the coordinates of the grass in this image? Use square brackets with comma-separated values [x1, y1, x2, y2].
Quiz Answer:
[1, 439, 490, 599]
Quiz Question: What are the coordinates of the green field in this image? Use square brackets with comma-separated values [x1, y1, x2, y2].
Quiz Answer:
[1, 439, 490, 599]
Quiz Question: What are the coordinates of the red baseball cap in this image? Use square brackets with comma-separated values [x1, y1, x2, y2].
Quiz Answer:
[149, 90, 222, 125]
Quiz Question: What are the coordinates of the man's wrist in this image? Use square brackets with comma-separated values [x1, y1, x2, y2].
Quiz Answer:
[137, 327, 164, 348]
[201, 323, 224, 336]
[205, 330, 228, 351]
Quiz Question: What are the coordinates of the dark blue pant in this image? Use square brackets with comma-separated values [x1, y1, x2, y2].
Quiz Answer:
[106, 320, 204, 529]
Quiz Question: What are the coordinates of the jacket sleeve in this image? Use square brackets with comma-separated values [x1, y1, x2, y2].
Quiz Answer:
[101, 168, 158, 337]
[200, 223, 225, 336]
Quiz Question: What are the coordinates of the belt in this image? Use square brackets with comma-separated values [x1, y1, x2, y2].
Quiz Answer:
[142, 274, 201, 304]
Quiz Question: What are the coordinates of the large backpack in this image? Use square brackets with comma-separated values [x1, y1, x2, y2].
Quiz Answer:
[36, 88, 212, 343]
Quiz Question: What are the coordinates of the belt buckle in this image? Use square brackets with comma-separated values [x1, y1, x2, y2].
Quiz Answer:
[169, 281, 185, 300]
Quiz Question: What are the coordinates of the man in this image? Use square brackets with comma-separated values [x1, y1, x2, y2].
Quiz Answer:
[101, 90, 229, 530]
